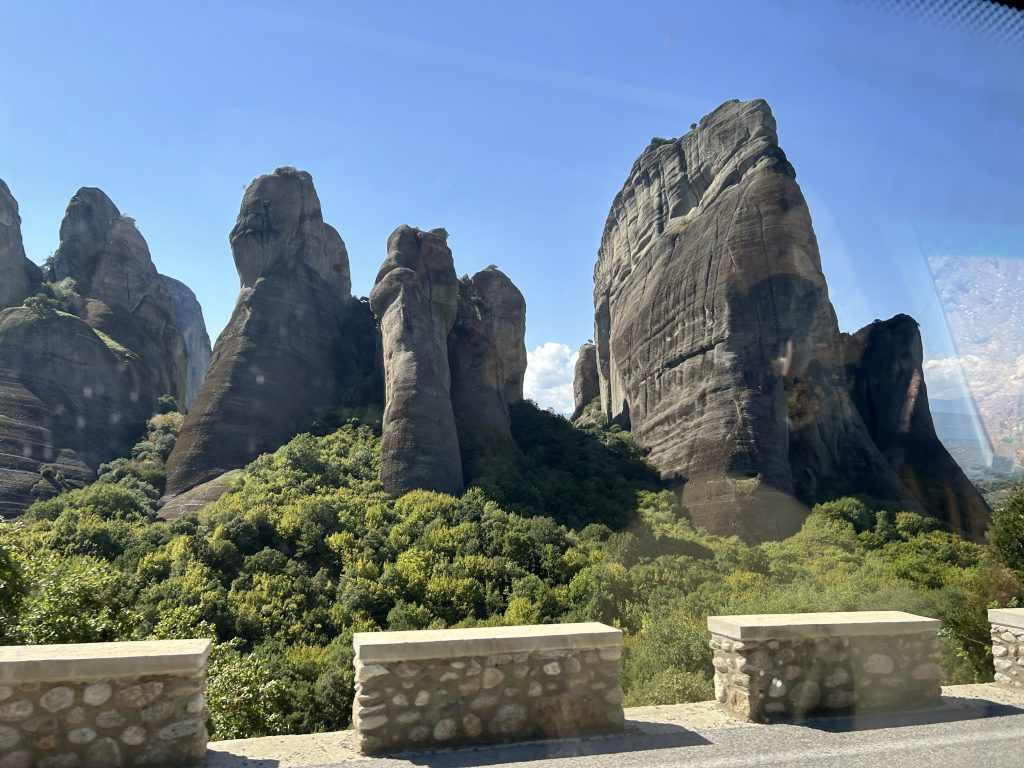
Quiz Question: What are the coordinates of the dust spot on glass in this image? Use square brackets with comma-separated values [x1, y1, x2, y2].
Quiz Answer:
[83, 385, 93, 398]
[256, 374, 265, 385]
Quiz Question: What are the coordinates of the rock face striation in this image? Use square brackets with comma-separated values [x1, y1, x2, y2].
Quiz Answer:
[590, 99, 946, 541]
[50, 188, 187, 404]
[371, 226, 464, 497]
[371, 233, 528, 497]
[571, 342, 599, 422]
[844, 315, 990, 539]
[0, 182, 191, 513]
[165, 168, 377, 497]
[449, 267, 528, 474]
[160, 275, 212, 410]
[0, 180, 42, 309]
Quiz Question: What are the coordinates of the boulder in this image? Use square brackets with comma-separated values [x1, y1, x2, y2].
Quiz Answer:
[370, 225, 463, 497]
[0, 179, 42, 309]
[160, 275, 212, 411]
[448, 267, 527, 473]
[592, 99, 920, 541]
[844, 314, 990, 539]
[50, 187, 187, 405]
[164, 168, 376, 496]
[571, 342, 599, 422]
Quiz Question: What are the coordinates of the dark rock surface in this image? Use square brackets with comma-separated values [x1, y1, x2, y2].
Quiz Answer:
[0, 180, 42, 309]
[164, 168, 374, 497]
[50, 187, 187, 404]
[160, 275, 212, 411]
[844, 314, 990, 540]
[448, 267, 527, 474]
[592, 99, 922, 541]
[370, 225, 463, 497]
[0, 308, 150, 515]
[571, 342, 599, 422]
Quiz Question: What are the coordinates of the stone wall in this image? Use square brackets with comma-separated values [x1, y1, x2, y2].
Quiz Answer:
[0, 639, 210, 768]
[708, 611, 943, 722]
[989, 608, 1024, 690]
[352, 623, 623, 754]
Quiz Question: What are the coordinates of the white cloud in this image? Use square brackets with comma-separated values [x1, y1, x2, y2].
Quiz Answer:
[524, 342, 578, 415]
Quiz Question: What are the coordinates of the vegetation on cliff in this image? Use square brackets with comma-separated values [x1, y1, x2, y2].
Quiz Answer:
[0, 404, 1020, 739]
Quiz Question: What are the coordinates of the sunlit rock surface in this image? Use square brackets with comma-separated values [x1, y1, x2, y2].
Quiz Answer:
[449, 266, 527, 475]
[0, 180, 42, 309]
[844, 314, 990, 540]
[165, 168, 378, 497]
[371, 225, 463, 497]
[160, 275, 212, 411]
[0, 182, 159, 515]
[592, 99, 922, 541]
[571, 342, 599, 422]
[50, 187, 187, 404]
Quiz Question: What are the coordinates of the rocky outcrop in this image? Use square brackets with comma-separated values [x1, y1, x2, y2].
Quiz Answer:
[370, 226, 463, 497]
[0, 180, 42, 309]
[157, 469, 240, 521]
[844, 315, 990, 540]
[592, 99, 923, 541]
[571, 342, 599, 422]
[160, 275, 212, 411]
[164, 168, 377, 497]
[50, 188, 187, 404]
[0, 308, 150, 514]
[0, 182, 159, 515]
[448, 267, 527, 472]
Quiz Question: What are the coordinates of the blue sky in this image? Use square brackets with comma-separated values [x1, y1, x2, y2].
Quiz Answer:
[2, 0, 1022, 411]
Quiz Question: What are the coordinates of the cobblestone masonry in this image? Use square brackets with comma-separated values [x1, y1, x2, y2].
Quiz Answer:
[708, 612, 943, 723]
[0, 640, 210, 768]
[352, 623, 623, 755]
[989, 608, 1024, 690]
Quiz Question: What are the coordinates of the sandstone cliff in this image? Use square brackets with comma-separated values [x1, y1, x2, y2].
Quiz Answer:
[0, 180, 42, 309]
[370, 226, 464, 497]
[160, 275, 212, 411]
[164, 168, 376, 497]
[592, 99, 923, 541]
[844, 315, 990, 539]
[50, 188, 187, 405]
[448, 267, 527, 475]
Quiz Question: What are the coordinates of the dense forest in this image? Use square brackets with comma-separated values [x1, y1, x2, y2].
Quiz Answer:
[1, 402, 1021, 740]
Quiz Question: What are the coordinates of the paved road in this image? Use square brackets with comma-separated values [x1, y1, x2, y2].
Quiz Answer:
[208, 685, 1024, 768]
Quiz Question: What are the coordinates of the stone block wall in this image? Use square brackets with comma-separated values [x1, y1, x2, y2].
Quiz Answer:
[352, 622, 623, 754]
[0, 639, 210, 768]
[989, 608, 1024, 690]
[708, 611, 943, 722]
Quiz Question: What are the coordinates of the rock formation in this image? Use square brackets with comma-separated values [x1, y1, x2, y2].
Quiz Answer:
[50, 188, 187, 404]
[164, 168, 378, 497]
[0, 309, 151, 514]
[448, 267, 527, 473]
[0, 181, 179, 515]
[0, 180, 42, 309]
[370, 226, 463, 497]
[844, 315, 990, 539]
[160, 275, 212, 410]
[591, 99, 929, 541]
[571, 342, 599, 422]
